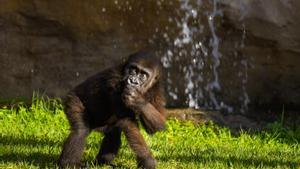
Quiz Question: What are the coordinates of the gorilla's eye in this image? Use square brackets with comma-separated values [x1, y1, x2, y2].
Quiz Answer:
[140, 73, 147, 81]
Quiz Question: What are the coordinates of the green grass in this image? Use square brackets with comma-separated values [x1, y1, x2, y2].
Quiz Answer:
[0, 96, 299, 169]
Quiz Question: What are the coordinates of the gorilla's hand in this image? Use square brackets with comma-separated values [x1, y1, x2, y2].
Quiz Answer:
[122, 86, 147, 110]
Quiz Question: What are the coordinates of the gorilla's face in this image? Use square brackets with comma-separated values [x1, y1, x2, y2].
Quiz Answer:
[126, 64, 149, 87]
[124, 56, 160, 94]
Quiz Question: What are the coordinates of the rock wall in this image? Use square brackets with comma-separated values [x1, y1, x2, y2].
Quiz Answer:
[223, 0, 300, 112]
[0, 0, 299, 113]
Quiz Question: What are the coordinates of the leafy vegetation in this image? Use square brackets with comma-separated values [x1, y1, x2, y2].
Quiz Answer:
[0, 96, 299, 169]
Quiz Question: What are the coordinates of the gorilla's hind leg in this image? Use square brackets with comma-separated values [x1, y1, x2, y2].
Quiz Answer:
[96, 128, 122, 165]
[120, 119, 156, 169]
[59, 94, 90, 168]
[59, 128, 90, 168]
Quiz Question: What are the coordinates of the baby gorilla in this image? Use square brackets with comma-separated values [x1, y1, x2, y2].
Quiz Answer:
[58, 51, 166, 169]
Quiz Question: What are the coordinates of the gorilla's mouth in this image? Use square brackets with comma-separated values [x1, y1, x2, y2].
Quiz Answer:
[127, 76, 141, 87]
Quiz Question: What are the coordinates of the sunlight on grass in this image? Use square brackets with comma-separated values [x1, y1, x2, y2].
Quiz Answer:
[0, 96, 299, 169]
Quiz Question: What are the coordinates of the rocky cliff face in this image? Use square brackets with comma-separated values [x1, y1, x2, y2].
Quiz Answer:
[0, 0, 299, 113]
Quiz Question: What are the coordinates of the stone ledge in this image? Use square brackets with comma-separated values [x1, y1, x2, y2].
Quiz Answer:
[167, 108, 264, 131]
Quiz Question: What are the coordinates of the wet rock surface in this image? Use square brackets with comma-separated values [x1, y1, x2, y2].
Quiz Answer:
[0, 0, 299, 114]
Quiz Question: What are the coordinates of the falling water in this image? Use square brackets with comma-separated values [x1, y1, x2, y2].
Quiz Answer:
[239, 24, 250, 113]
[161, 0, 249, 113]
[206, 0, 223, 110]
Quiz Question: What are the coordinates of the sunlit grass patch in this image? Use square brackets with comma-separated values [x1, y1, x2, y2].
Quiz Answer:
[0, 96, 299, 169]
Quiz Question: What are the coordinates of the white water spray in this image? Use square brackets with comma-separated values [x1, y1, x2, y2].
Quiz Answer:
[161, 0, 249, 113]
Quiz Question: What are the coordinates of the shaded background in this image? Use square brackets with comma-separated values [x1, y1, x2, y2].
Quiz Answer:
[0, 0, 299, 116]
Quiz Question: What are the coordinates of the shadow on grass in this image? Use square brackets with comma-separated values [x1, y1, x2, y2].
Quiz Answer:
[0, 135, 61, 167]
[0, 152, 130, 169]
[0, 152, 58, 168]
[0, 135, 131, 169]
[0, 135, 62, 147]
[158, 151, 299, 168]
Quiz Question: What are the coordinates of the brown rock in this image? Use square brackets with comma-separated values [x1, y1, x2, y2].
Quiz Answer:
[0, 0, 299, 114]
